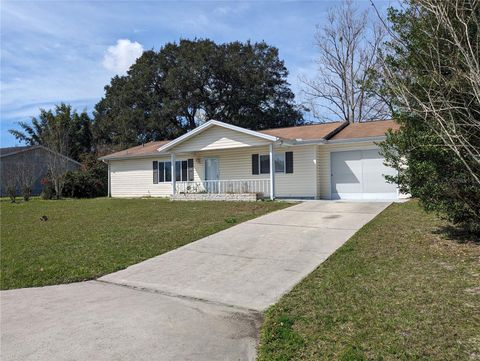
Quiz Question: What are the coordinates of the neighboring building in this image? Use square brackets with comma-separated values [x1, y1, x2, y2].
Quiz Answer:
[100, 119, 404, 201]
[0, 145, 80, 196]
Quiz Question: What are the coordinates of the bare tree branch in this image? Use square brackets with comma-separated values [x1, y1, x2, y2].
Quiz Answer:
[301, 0, 390, 123]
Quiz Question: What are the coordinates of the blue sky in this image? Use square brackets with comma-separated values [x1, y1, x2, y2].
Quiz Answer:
[1, 0, 391, 147]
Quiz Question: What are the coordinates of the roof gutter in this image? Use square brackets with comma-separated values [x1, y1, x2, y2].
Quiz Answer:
[99, 153, 169, 161]
[287, 138, 327, 146]
[325, 136, 387, 144]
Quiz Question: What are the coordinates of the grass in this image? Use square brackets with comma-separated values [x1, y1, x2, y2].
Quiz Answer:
[258, 201, 480, 361]
[0, 197, 290, 290]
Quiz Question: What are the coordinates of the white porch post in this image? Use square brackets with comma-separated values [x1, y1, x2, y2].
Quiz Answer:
[171, 153, 176, 195]
[269, 143, 275, 200]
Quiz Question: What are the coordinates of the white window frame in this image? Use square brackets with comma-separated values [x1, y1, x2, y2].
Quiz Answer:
[259, 154, 270, 174]
[158, 161, 172, 183]
[175, 160, 189, 182]
[257, 153, 286, 174]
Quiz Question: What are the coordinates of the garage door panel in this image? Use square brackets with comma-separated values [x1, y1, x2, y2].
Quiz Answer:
[361, 150, 397, 194]
[330, 148, 397, 200]
[331, 151, 362, 195]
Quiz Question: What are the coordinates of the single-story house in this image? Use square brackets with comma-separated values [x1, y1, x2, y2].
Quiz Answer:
[100, 119, 403, 201]
[0, 145, 80, 196]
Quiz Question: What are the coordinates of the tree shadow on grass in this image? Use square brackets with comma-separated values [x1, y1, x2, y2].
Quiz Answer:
[433, 225, 480, 245]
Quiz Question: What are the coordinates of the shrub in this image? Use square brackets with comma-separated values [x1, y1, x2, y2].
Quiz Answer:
[21, 185, 32, 201]
[40, 178, 55, 200]
[63, 154, 107, 198]
[381, 124, 480, 236]
[377, 2, 480, 235]
[6, 185, 17, 203]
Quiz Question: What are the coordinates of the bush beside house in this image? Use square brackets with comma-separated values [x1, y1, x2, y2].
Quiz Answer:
[63, 155, 107, 198]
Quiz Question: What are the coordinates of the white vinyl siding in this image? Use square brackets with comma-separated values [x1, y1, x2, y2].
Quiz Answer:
[276, 145, 317, 198]
[171, 126, 271, 153]
[110, 157, 201, 198]
[108, 145, 318, 199]
[197, 145, 317, 198]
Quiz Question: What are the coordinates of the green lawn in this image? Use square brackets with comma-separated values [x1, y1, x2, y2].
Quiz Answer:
[0, 197, 289, 290]
[258, 201, 480, 361]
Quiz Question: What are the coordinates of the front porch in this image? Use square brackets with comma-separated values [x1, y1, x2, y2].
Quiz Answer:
[172, 179, 271, 201]
[155, 120, 298, 201]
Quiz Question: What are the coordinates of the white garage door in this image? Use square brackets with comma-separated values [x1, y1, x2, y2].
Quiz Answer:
[330, 149, 398, 200]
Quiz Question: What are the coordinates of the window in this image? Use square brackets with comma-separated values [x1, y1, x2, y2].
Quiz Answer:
[154, 161, 172, 183]
[252, 152, 293, 175]
[164, 161, 172, 182]
[274, 153, 285, 173]
[154, 159, 194, 183]
[175, 160, 189, 181]
[175, 161, 181, 181]
[159, 162, 165, 182]
[165, 162, 172, 182]
[260, 154, 270, 174]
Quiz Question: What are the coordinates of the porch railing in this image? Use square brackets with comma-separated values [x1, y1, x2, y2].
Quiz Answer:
[175, 179, 270, 196]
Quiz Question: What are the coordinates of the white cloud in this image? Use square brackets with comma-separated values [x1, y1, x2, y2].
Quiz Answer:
[102, 39, 144, 74]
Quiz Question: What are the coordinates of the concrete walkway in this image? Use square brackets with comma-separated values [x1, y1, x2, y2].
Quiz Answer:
[1, 201, 390, 361]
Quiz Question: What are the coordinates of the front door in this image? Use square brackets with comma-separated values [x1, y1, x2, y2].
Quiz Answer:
[204, 158, 219, 192]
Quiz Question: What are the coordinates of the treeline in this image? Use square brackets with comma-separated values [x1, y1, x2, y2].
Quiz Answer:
[11, 39, 304, 159]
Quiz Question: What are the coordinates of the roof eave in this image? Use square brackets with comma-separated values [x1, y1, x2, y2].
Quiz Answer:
[0, 145, 41, 159]
[288, 138, 327, 145]
[99, 152, 169, 161]
[0, 145, 81, 165]
[326, 136, 387, 144]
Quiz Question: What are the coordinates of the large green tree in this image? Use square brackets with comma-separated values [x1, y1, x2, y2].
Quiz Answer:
[93, 39, 304, 148]
[9, 103, 93, 162]
[379, 0, 480, 234]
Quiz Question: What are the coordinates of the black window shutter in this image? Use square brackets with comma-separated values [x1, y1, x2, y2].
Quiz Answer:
[159, 162, 165, 182]
[187, 159, 194, 181]
[181, 160, 188, 181]
[153, 161, 158, 184]
[285, 152, 294, 173]
[252, 154, 259, 175]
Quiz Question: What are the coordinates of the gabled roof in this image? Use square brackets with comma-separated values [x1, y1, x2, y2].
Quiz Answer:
[329, 120, 399, 141]
[99, 119, 399, 161]
[0, 145, 81, 164]
[157, 120, 278, 152]
[0, 146, 32, 157]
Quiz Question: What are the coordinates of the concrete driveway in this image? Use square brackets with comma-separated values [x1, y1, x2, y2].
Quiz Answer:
[1, 201, 390, 361]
